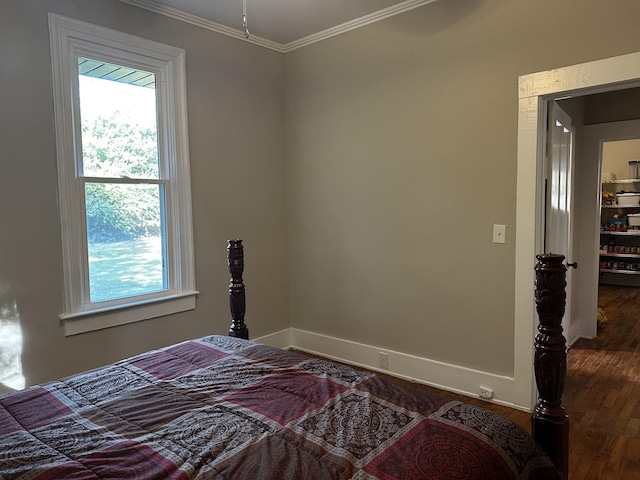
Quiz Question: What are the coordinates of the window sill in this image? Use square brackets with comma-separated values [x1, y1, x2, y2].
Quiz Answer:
[60, 291, 198, 336]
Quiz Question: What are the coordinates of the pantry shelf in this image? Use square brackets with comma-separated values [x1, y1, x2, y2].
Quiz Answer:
[600, 252, 640, 259]
[600, 231, 640, 236]
[600, 268, 640, 275]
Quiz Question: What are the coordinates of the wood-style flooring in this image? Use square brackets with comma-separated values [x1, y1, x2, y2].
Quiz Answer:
[562, 284, 640, 479]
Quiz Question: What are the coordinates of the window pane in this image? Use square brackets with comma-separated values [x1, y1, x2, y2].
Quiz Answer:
[78, 58, 159, 179]
[85, 183, 166, 303]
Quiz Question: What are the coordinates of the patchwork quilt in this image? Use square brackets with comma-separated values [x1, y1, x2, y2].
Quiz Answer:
[0, 336, 560, 479]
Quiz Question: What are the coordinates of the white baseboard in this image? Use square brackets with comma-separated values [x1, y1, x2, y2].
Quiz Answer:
[252, 328, 293, 349]
[254, 328, 525, 411]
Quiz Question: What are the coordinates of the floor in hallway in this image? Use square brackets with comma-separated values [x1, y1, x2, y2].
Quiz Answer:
[562, 284, 640, 478]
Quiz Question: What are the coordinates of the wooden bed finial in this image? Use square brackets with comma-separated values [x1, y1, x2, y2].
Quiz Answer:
[532, 253, 569, 479]
[228, 239, 249, 340]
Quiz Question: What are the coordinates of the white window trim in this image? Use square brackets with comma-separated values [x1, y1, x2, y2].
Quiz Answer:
[49, 13, 197, 336]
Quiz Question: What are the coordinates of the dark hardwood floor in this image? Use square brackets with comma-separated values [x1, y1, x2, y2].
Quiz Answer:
[562, 284, 640, 479]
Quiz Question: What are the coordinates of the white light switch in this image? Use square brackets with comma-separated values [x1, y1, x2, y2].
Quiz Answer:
[493, 224, 506, 244]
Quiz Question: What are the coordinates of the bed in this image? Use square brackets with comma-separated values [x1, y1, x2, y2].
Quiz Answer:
[0, 240, 568, 479]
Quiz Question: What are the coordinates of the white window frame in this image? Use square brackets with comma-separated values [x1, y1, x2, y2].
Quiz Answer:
[49, 13, 197, 336]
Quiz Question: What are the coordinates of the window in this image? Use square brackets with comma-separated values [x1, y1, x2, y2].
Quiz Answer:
[49, 14, 196, 335]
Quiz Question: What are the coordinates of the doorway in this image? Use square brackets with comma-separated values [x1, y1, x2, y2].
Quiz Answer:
[514, 50, 640, 410]
[593, 132, 640, 289]
[584, 124, 640, 341]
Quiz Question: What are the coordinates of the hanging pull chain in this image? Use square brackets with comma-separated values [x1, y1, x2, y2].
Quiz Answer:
[242, 0, 250, 38]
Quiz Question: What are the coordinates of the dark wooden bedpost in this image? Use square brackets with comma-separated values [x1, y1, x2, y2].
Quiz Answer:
[532, 253, 569, 479]
[228, 239, 249, 340]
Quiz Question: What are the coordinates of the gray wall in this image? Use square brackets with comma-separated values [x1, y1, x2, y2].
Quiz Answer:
[284, 0, 640, 376]
[0, 0, 289, 386]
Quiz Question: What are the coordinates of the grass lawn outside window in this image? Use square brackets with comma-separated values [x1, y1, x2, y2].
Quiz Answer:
[88, 236, 163, 302]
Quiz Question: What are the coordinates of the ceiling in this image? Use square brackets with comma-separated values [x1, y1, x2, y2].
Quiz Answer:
[120, 0, 435, 51]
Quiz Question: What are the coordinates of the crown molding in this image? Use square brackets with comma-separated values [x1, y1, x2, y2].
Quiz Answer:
[282, 0, 437, 52]
[118, 0, 285, 52]
[119, 0, 436, 53]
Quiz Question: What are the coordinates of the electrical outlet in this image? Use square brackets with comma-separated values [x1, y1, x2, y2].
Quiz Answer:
[479, 386, 494, 399]
[379, 352, 389, 369]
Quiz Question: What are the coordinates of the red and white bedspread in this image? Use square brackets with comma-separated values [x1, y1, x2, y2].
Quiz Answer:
[0, 336, 560, 479]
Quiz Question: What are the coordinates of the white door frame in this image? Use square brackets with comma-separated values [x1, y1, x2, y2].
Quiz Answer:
[514, 51, 640, 409]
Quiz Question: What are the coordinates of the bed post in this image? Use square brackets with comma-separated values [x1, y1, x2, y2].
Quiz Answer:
[228, 239, 249, 340]
[532, 253, 569, 479]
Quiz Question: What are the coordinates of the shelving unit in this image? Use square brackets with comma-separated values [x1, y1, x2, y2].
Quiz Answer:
[600, 178, 640, 285]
